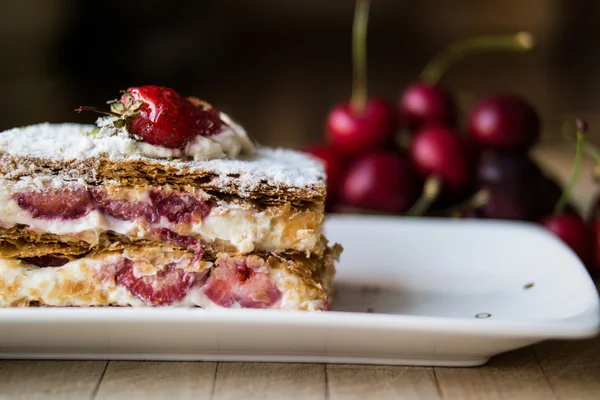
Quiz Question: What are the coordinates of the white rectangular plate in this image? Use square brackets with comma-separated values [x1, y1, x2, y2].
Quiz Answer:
[0, 215, 598, 366]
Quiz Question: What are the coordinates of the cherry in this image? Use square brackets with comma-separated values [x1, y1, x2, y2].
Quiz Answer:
[338, 150, 419, 213]
[588, 196, 600, 274]
[541, 213, 591, 264]
[398, 83, 456, 133]
[477, 151, 566, 217]
[303, 144, 347, 209]
[398, 32, 534, 133]
[538, 175, 566, 217]
[325, 0, 396, 156]
[326, 98, 396, 155]
[479, 182, 538, 220]
[539, 119, 591, 264]
[409, 124, 471, 197]
[468, 94, 540, 152]
[477, 151, 541, 185]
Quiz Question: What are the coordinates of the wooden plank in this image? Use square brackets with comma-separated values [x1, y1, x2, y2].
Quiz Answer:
[326, 364, 441, 400]
[435, 347, 557, 400]
[212, 362, 326, 400]
[534, 336, 600, 400]
[0, 360, 107, 400]
[93, 361, 216, 400]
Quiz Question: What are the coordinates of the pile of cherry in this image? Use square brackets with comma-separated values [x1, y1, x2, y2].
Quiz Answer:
[304, 0, 599, 275]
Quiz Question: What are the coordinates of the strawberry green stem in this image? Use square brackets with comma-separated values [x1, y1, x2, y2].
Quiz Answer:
[554, 119, 587, 215]
[420, 32, 535, 84]
[350, 0, 370, 114]
[407, 177, 441, 217]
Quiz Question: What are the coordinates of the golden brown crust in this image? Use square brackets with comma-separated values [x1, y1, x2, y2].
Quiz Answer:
[0, 225, 328, 261]
[0, 153, 325, 206]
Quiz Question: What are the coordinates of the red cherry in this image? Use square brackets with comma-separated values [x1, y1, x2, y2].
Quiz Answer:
[409, 124, 471, 197]
[587, 195, 600, 274]
[304, 145, 347, 209]
[590, 220, 600, 274]
[338, 150, 419, 213]
[326, 97, 397, 156]
[540, 213, 591, 264]
[468, 94, 540, 152]
[538, 118, 591, 263]
[398, 83, 456, 132]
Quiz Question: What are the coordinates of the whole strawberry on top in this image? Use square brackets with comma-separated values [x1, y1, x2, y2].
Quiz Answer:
[78, 85, 225, 149]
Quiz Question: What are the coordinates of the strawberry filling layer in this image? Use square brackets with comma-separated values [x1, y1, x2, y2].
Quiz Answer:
[112, 256, 281, 307]
[115, 259, 205, 306]
[1, 181, 322, 254]
[14, 187, 211, 224]
[14, 188, 94, 220]
[202, 257, 283, 308]
[9, 187, 211, 251]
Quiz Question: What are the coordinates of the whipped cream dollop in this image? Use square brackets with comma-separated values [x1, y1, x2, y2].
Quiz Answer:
[95, 111, 255, 161]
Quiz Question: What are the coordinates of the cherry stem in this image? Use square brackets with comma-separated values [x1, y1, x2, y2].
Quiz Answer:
[420, 31, 535, 84]
[446, 190, 489, 218]
[559, 120, 600, 165]
[554, 118, 587, 215]
[406, 176, 441, 217]
[74, 106, 118, 117]
[350, 0, 370, 114]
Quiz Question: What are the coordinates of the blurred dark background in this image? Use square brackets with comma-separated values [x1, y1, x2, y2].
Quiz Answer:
[1, 0, 600, 148]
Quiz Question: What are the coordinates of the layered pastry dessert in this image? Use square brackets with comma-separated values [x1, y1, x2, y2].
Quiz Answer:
[0, 86, 341, 309]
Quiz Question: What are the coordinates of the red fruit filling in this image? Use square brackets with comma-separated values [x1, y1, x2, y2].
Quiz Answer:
[89, 189, 211, 224]
[22, 255, 70, 267]
[202, 258, 282, 308]
[13, 188, 94, 220]
[89, 189, 159, 223]
[154, 228, 203, 262]
[16, 188, 213, 227]
[115, 259, 203, 306]
[148, 190, 211, 223]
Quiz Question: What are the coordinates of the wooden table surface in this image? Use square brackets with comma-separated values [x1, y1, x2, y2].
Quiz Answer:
[1, 146, 599, 399]
[0, 333, 599, 400]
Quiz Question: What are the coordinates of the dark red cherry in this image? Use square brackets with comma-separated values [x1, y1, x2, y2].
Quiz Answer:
[326, 97, 397, 156]
[304, 144, 347, 208]
[468, 94, 540, 152]
[540, 213, 591, 264]
[398, 83, 456, 132]
[338, 150, 419, 213]
[409, 124, 471, 197]
[587, 195, 600, 274]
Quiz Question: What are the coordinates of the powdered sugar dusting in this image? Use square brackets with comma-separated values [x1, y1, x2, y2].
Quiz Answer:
[0, 123, 325, 192]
